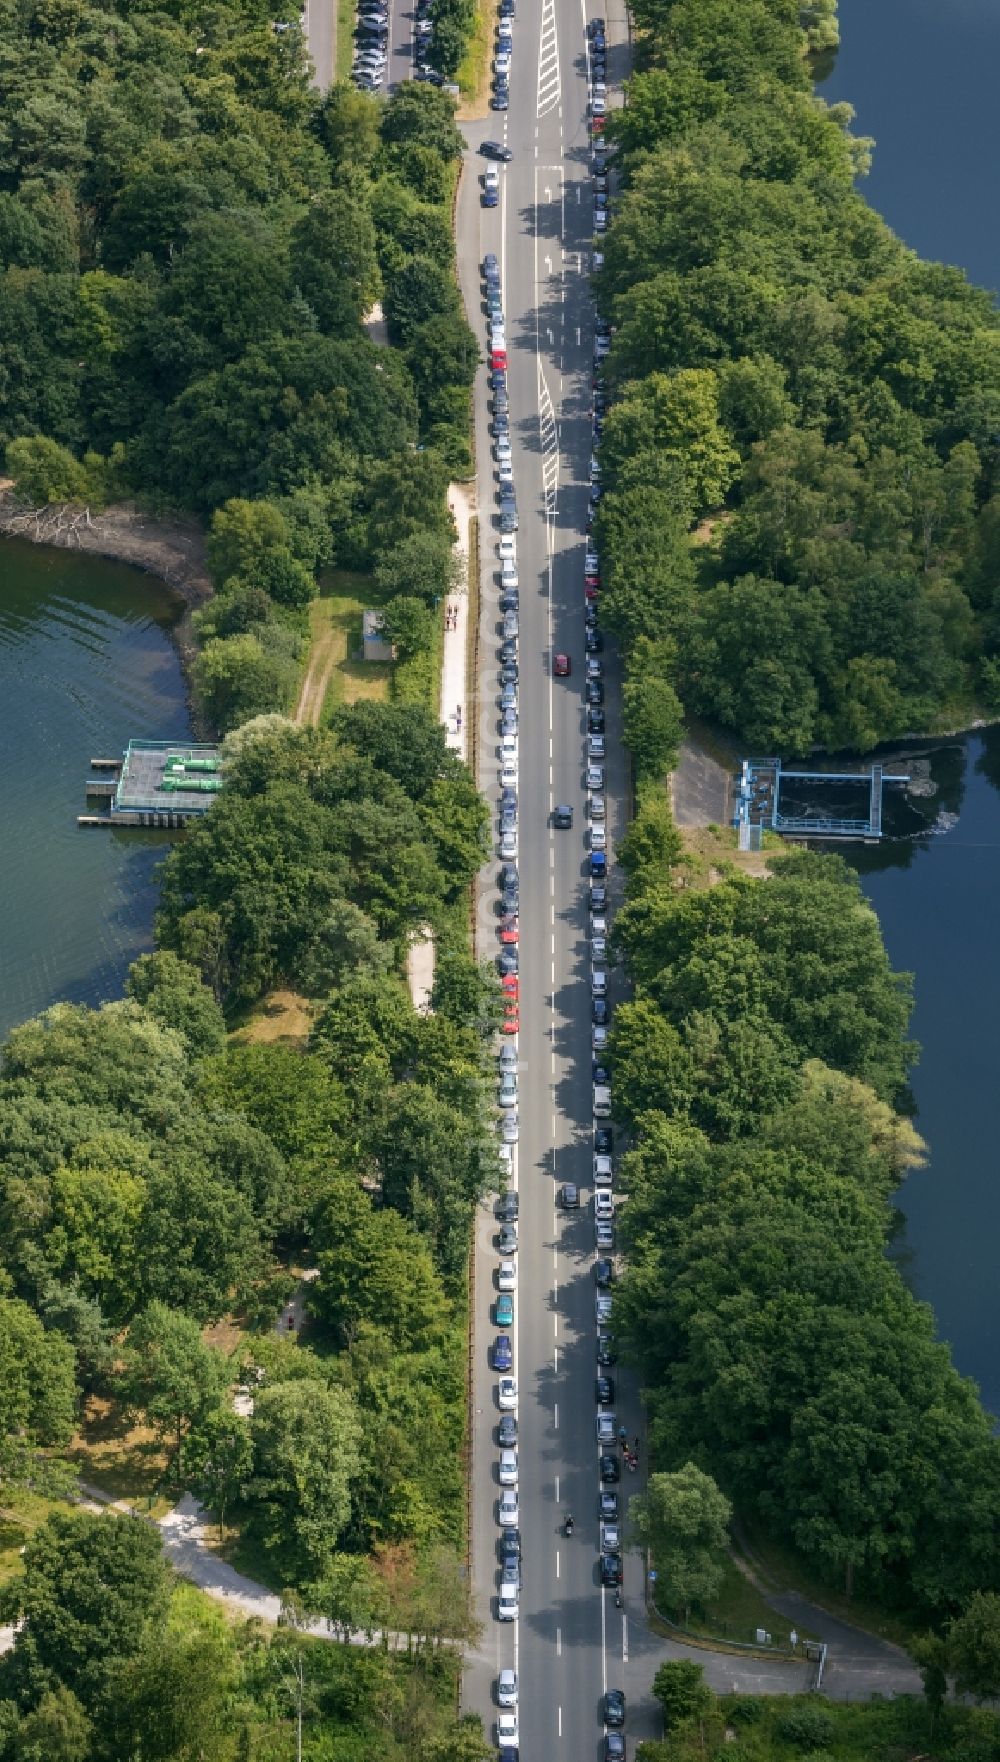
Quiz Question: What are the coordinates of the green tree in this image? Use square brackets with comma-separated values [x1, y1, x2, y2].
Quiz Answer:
[374, 529, 463, 607]
[651, 1660, 715, 1732]
[125, 952, 226, 1059]
[310, 1552, 388, 1642]
[193, 630, 301, 732]
[179, 1407, 254, 1542]
[5, 436, 93, 506]
[629, 1464, 732, 1618]
[117, 1302, 228, 1459]
[12, 1686, 91, 1762]
[0, 1297, 77, 1492]
[947, 1592, 1000, 1700]
[381, 593, 436, 662]
[248, 1378, 361, 1583]
[622, 660, 685, 779]
[207, 497, 291, 589]
[311, 1181, 450, 1351]
[291, 190, 381, 336]
[0, 1510, 170, 1731]
[136, 1161, 263, 1320]
[298, 898, 390, 997]
[601, 369, 740, 516]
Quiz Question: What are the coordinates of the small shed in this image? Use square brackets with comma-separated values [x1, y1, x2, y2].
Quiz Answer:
[362, 609, 395, 663]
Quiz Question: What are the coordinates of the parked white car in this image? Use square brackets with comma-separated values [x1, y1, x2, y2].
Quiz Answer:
[497, 1668, 518, 1707]
[498, 1375, 519, 1409]
[594, 1189, 614, 1220]
[498, 1583, 519, 1622]
[499, 1448, 518, 1485]
[498, 1259, 517, 1292]
[499, 1486, 519, 1524]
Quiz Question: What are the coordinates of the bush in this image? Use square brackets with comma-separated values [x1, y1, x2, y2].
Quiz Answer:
[774, 1706, 835, 1751]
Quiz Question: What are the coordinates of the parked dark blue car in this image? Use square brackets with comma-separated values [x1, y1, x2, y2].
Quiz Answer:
[493, 1334, 513, 1371]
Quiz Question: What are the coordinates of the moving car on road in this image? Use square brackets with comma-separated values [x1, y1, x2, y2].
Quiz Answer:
[481, 139, 513, 159]
[604, 1689, 626, 1727]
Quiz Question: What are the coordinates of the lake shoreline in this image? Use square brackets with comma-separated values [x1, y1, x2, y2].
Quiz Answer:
[0, 490, 213, 737]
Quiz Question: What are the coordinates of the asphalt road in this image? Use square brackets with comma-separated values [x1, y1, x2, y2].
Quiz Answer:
[303, 0, 336, 87]
[305, 0, 413, 95]
[456, 0, 648, 1753]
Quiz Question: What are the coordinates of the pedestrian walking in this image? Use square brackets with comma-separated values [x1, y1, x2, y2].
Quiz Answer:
[633, 1435, 640, 1457]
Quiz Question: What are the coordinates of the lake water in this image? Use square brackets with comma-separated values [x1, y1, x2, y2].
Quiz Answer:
[822, 0, 1000, 293]
[0, 538, 191, 1043]
[819, 2, 1000, 1414]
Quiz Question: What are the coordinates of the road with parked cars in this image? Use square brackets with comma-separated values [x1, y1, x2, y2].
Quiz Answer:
[453, 0, 642, 1756]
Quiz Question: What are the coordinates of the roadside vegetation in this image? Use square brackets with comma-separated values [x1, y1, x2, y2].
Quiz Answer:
[596, 0, 1000, 754]
[635, 1665, 1000, 1762]
[0, 1510, 478, 1759]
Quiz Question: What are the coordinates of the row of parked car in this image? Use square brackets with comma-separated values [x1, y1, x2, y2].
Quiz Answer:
[487, 23, 629, 1757]
[491, 0, 515, 110]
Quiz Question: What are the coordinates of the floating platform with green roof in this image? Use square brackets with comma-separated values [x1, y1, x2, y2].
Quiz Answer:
[79, 740, 223, 827]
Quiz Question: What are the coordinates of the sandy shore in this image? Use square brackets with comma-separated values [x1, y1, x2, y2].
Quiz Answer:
[0, 489, 212, 606]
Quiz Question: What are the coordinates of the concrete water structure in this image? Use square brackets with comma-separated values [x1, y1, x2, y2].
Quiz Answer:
[736, 757, 910, 849]
[80, 740, 223, 827]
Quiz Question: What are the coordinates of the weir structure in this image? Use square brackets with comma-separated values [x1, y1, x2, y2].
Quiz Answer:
[735, 757, 910, 850]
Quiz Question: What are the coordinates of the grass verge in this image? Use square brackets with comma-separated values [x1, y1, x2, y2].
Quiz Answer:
[652, 1554, 818, 1651]
[736, 1519, 918, 1650]
[456, 0, 495, 114]
[336, 0, 355, 80]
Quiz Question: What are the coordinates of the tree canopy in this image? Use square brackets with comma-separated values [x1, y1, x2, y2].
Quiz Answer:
[594, 0, 1000, 753]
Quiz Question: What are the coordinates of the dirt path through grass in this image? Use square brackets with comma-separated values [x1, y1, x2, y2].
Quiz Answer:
[294, 622, 340, 727]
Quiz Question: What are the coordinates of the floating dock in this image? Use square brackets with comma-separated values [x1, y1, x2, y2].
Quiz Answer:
[79, 740, 223, 828]
[735, 757, 910, 850]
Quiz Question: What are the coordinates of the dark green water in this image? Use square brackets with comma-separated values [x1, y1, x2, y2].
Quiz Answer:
[0, 537, 191, 1042]
[820, 2, 1000, 1414]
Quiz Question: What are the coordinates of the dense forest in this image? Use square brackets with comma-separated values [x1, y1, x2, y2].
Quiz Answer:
[607, 791, 1000, 1621]
[0, 1, 475, 730]
[0, 712, 496, 1759]
[596, 0, 1000, 752]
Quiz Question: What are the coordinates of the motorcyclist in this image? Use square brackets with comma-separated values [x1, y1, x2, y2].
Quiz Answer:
[564, 1512, 574, 1536]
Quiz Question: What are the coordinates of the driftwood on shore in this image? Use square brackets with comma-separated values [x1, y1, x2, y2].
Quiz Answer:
[0, 488, 212, 607]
